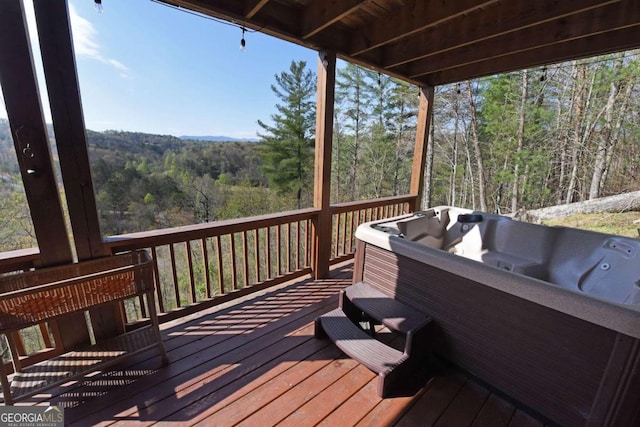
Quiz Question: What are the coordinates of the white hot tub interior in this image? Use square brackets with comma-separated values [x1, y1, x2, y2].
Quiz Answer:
[374, 206, 640, 305]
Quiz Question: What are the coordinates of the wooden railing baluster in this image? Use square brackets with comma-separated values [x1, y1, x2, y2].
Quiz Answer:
[242, 231, 249, 288]
[349, 211, 356, 253]
[286, 222, 291, 273]
[186, 241, 196, 303]
[276, 224, 282, 276]
[202, 238, 211, 299]
[254, 228, 260, 283]
[151, 246, 165, 313]
[296, 220, 301, 270]
[216, 235, 224, 296]
[169, 244, 180, 308]
[305, 219, 311, 268]
[334, 215, 340, 259]
[266, 227, 272, 280]
[230, 234, 237, 291]
[340, 212, 347, 255]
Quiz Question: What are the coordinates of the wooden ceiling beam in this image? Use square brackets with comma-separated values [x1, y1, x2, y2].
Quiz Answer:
[404, 0, 640, 79]
[245, 0, 270, 18]
[162, 0, 300, 41]
[158, 1, 355, 76]
[425, 25, 640, 86]
[349, 0, 499, 56]
[136, 1, 640, 92]
[376, 0, 619, 69]
[164, 0, 244, 19]
[302, 0, 367, 39]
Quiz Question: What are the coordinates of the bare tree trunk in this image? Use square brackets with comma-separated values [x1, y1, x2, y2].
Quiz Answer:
[512, 69, 529, 213]
[522, 163, 530, 205]
[556, 71, 572, 205]
[566, 63, 587, 203]
[333, 116, 343, 202]
[352, 84, 361, 200]
[589, 54, 624, 200]
[589, 52, 624, 200]
[449, 103, 459, 205]
[527, 190, 640, 221]
[464, 133, 476, 209]
[496, 154, 510, 214]
[465, 81, 488, 211]
[448, 86, 461, 205]
[602, 80, 634, 193]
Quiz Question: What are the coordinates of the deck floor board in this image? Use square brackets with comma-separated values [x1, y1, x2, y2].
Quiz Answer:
[394, 373, 467, 427]
[472, 393, 517, 427]
[433, 380, 491, 426]
[7, 263, 548, 426]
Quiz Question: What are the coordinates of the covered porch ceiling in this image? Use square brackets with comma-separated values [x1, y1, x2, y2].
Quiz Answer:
[161, 0, 640, 86]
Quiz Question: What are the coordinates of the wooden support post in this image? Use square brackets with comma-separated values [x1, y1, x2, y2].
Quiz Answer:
[33, 0, 105, 260]
[0, 1, 73, 267]
[311, 50, 336, 280]
[0, 0, 92, 349]
[33, 0, 124, 339]
[409, 86, 435, 211]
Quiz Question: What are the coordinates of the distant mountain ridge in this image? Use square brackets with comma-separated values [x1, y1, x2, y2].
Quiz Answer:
[0, 119, 258, 144]
[180, 135, 259, 143]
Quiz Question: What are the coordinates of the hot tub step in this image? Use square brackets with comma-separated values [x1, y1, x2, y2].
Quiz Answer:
[345, 281, 431, 335]
[314, 308, 411, 397]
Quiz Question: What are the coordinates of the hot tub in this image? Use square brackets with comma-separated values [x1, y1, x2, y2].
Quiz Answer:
[353, 206, 640, 426]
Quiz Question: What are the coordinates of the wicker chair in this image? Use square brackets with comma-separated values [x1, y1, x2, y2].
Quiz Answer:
[0, 250, 167, 405]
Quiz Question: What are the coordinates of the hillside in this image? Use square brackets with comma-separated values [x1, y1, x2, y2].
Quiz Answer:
[0, 119, 261, 179]
[0, 120, 291, 244]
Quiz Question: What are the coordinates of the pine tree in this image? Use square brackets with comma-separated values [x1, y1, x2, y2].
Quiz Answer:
[257, 60, 316, 209]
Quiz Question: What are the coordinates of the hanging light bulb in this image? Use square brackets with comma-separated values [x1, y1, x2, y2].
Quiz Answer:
[240, 27, 246, 52]
[95, 0, 103, 13]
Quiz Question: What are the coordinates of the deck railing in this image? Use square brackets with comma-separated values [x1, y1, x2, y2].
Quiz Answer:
[0, 196, 415, 366]
[329, 195, 413, 264]
[0, 248, 40, 274]
[104, 208, 319, 324]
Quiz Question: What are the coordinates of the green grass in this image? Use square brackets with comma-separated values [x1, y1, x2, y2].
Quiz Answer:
[542, 212, 640, 238]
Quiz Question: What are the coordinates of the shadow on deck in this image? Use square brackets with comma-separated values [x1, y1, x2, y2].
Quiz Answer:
[14, 262, 547, 426]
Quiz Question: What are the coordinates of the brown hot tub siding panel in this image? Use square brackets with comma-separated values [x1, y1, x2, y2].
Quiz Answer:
[361, 244, 617, 427]
[362, 245, 613, 380]
[588, 336, 640, 426]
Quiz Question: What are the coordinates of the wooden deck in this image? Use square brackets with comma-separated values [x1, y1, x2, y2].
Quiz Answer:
[14, 262, 547, 426]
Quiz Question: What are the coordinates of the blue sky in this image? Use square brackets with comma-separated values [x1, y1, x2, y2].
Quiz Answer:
[3, 0, 320, 139]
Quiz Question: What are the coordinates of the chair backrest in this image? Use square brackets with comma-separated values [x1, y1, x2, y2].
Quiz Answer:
[0, 250, 153, 332]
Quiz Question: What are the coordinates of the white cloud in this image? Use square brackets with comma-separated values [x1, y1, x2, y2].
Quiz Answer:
[68, 3, 129, 77]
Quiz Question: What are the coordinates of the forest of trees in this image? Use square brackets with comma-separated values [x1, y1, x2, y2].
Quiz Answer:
[1, 51, 639, 253]
[429, 52, 640, 214]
